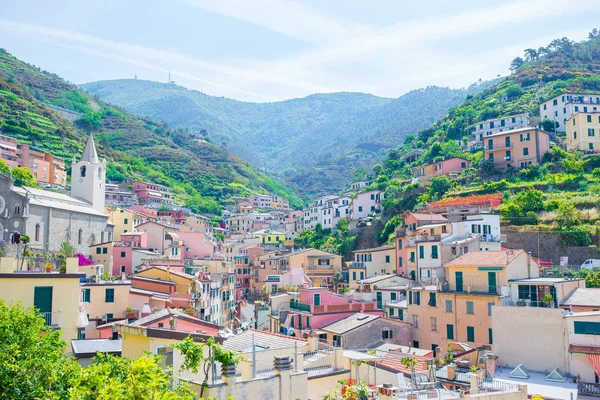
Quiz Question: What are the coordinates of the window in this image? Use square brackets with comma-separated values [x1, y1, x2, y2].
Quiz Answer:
[352, 271, 357, 280]
[399, 257, 403, 267]
[398, 240, 403, 249]
[121, 251, 126, 258]
[96, 247, 101, 254]
[466, 301, 474, 315]
[389, 308, 395, 317]
[467, 326, 475, 342]
[313, 293, 321, 306]
[105, 288, 115, 303]
[382, 328, 393, 340]
[431, 245, 438, 259]
[489, 153, 494, 161]
[120, 266, 126, 273]
[574, 321, 600, 335]
[445, 300, 453, 313]
[505, 136, 510, 147]
[415, 291, 421, 305]
[124, 218, 128, 224]
[35, 224, 40, 241]
[505, 150, 511, 160]
[489, 328, 493, 345]
[428, 292, 436, 307]
[412, 315, 419, 328]
[461, 162, 466, 168]
[590, 143, 595, 150]
[589, 128, 596, 137]
[501, 119, 505, 127]
[385, 255, 390, 263]
[573, 118, 577, 126]
[391, 292, 397, 301]
[102, 247, 108, 254]
[80, 165, 86, 177]
[488, 302, 495, 316]
[358, 206, 363, 212]
[158, 322, 164, 328]
[360, 272, 364, 280]
[431, 317, 437, 332]
[78, 229, 82, 245]
[419, 246, 424, 259]
[574, 131, 577, 139]
[488, 141, 493, 150]
[82, 288, 91, 303]
[523, 148, 529, 156]
[156, 346, 174, 370]
[106, 313, 113, 319]
[447, 324, 454, 340]
[409, 252, 415, 262]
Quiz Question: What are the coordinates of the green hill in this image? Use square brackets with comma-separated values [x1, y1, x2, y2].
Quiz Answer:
[366, 31, 600, 251]
[0, 49, 303, 213]
[82, 79, 494, 197]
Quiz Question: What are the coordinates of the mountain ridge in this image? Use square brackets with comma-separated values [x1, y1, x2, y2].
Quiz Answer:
[82, 79, 495, 197]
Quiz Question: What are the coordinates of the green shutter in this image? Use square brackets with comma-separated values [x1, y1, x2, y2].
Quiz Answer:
[456, 272, 463, 292]
[467, 301, 474, 315]
[489, 328, 493, 345]
[34, 286, 53, 313]
[574, 321, 586, 334]
[96, 247, 101, 254]
[306, 317, 310, 328]
[391, 292, 397, 301]
[416, 291, 421, 305]
[399, 257, 403, 267]
[429, 292, 436, 307]
[82, 289, 91, 303]
[446, 324, 454, 340]
[431, 245, 438, 259]
[467, 326, 475, 342]
[419, 246, 424, 259]
[408, 291, 413, 305]
[105, 288, 115, 303]
[352, 271, 357, 280]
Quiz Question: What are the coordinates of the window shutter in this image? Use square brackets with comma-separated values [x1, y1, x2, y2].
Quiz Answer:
[409, 291, 413, 305]
[416, 292, 421, 305]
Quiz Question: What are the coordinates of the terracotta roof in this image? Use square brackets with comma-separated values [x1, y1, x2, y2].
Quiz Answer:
[444, 250, 524, 267]
[376, 352, 432, 376]
[561, 288, 600, 307]
[569, 344, 600, 355]
[409, 213, 448, 222]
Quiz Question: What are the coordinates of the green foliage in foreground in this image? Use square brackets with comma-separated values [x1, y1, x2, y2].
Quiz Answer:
[0, 299, 234, 400]
[294, 220, 357, 257]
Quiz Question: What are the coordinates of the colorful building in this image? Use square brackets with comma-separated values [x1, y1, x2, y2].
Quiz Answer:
[482, 127, 550, 170]
[566, 111, 600, 152]
[133, 181, 174, 205]
[412, 157, 471, 181]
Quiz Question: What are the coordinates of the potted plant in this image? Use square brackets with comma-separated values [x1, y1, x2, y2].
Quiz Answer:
[45, 262, 54, 273]
[543, 293, 554, 307]
[124, 306, 138, 319]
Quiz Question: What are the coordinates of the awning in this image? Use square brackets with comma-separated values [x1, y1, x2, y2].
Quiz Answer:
[150, 296, 171, 302]
[569, 344, 600, 355]
[589, 354, 600, 377]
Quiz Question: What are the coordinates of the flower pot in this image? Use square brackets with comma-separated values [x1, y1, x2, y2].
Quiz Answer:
[45, 266, 52, 272]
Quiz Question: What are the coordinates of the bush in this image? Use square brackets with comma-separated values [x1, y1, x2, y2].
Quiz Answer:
[592, 168, 600, 179]
[562, 227, 592, 246]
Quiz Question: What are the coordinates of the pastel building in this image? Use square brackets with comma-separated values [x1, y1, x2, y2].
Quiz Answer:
[412, 157, 470, 181]
[566, 112, 600, 152]
[351, 190, 384, 220]
[105, 184, 134, 206]
[540, 92, 600, 132]
[349, 246, 396, 288]
[132, 181, 174, 205]
[135, 221, 177, 254]
[106, 208, 134, 241]
[482, 127, 550, 170]
[473, 113, 530, 142]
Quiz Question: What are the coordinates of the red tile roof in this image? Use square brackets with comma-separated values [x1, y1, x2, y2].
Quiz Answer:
[569, 344, 600, 355]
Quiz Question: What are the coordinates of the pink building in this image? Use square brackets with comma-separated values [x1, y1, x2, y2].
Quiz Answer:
[113, 245, 133, 276]
[166, 231, 216, 259]
[482, 127, 550, 171]
[158, 209, 188, 224]
[121, 232, 148, 248]
[133, 181, 174, 205]
[412, 157, 470, 181]
[135, 221, 177, 254]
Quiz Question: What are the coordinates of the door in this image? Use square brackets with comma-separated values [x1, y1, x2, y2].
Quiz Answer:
[376, 292, 382, 309]
[488, 272, 497, 294]
[455, 272, 463, 292]
[313, 293, 321, 306]
[34, 286, 53, 325]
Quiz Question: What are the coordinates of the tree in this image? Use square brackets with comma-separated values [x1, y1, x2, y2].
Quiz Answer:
[540, 118, 559, 132]
[510, 57, 524, 72]
[69, 353, 195, 400]
[0, 159, 10, 176]
[563, 157, 585, 176]
[11, 167, 37, 187]
[0, 300, 77, 399]
[173, 336, 243, 397]
[427, 176, 453, 201]
[505, 84, 524, 99]
[524, 48, 539, 62]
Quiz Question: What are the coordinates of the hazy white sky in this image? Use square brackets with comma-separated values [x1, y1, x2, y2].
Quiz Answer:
[1, 0, 599, 102]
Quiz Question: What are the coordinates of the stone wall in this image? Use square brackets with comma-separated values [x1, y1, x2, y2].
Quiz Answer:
[503, 228, 600, 266]
[342, 318, 411, 350]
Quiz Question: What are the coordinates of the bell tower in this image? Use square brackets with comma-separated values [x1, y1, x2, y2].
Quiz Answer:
[71, 134, 106, 213]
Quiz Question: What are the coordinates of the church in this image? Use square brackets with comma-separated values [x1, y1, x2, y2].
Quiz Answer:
[0, 134, 113, 254]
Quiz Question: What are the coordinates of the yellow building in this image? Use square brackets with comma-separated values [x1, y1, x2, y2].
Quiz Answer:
[0, 257, 84, 344]
[89, 241, 114, 273]
[136, 266, 194, 293]
[252, 229, 286, 245]
[273, 248, 342, 288]
[82, 280, 131, 338]
[407, 250, 538, 352]
[351, 245, 396, 280]
[566, 112, 600, 152]
[106, 207, 135, 241]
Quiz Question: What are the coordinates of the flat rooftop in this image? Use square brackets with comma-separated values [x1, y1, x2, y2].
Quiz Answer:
[493, 367, 576, 399]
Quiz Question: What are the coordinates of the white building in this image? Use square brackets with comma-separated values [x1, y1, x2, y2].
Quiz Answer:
[351, 190, 384, 220]
[540, 92, 600, 132]
[473, 113, 530, 142]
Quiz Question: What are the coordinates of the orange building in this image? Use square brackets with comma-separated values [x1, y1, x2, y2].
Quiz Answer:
[482, 127, 550, 170]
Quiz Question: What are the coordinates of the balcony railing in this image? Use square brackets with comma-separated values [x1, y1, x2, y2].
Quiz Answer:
[415, 234, 442, 242]
[442, 284, 502, 295]
[479, 234, 507, 243]
[39, 312, 62, 328]
[579, 381, 600, 397]
[289, 300, 311, 312]
[348, 261, 367, 269]
[504, 300, 556, 308]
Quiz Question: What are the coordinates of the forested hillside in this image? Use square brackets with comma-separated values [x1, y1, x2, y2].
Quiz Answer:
[0, 49, 303, 213]
[364, 32, 600, 253]
[82, 79, 494, 197]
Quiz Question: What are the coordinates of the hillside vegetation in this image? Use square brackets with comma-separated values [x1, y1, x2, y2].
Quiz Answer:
[0, 49, 302, 213]
[363, 32, 600, 250]
[82, 79, 494, 197]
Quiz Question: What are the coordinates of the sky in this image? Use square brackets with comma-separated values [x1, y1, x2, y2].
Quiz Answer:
[1, 0, 600, 102]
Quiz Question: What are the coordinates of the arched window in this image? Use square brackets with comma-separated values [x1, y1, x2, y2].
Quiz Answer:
[80, 165, 86, 177]
[78, 228, 83, 245]
[14, 204, 20, 216]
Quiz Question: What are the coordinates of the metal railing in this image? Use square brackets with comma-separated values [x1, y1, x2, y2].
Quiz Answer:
[503, 300, 556, 308]
[303, 349, 334, 372]
[442, 284, 502, 295]
[289, 300, 311, 312]
[579, 381, 600, 397]
[397, 389, 461, 399]
[40, 312, 62, 328]
[477, 377, 520, 393]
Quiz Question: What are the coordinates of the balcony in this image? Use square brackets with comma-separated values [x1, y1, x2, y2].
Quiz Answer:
[480, 234, 507, 243]
[347, 261, 366, 269]
[503, 299, 556, 308]
[579, 381, 600, 398]
[486, 143, 513, 152]
[442, 284, 502, 295]
[39, 312, 62, 329]
[289, 299, 311, 312]
[415, 234, 441, 242]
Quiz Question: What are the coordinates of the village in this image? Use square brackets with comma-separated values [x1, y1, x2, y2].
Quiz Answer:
[0, 91, 599, 399]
